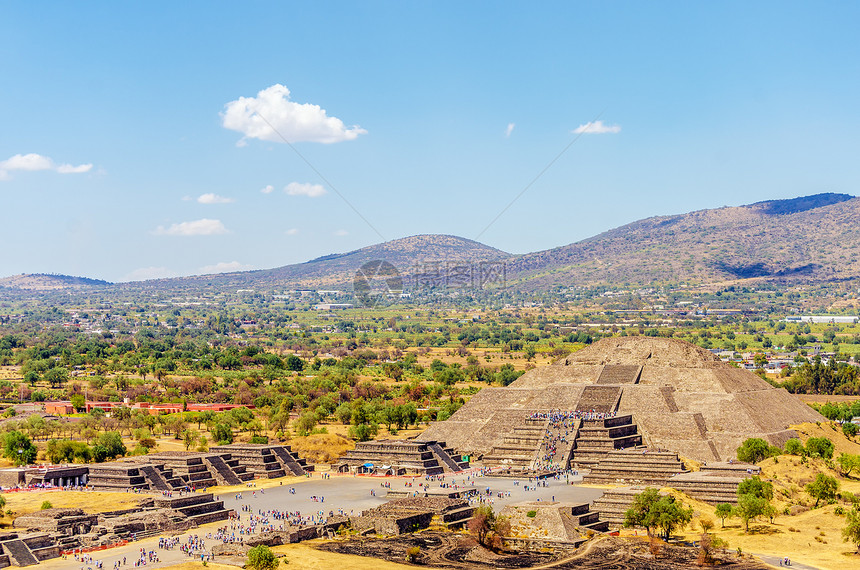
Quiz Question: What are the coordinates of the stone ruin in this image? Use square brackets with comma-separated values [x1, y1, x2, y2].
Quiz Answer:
[500, 501, 607, 551]
[335, 440, 468, 475]
[420, 337, 823, 465]
[2, 492, 232, 566]
[350, 496, 474, 535]
[85, 444, 311, 492]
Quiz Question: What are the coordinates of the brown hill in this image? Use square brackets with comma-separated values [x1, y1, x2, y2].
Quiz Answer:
[0, 273, 111, 291]
[507, 192, 857, 288]
[4, 193, 859, 292]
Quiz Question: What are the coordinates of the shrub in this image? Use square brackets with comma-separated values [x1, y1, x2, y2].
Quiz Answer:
[806, 473, 839, 508]
[527, 510, 537, 518]
[246, 546, 278, 570]
[736, 438, 779, 464]
[405, 546, 420, 562]
[843, 422, 858, 438]
[40, 501, 52, 510]
[784, 438, 804, 455]
[806, 437, 835, 459]
[250, 435, 269, 444]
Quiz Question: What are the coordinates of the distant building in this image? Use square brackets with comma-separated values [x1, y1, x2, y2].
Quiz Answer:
[784, 315, 858, 324]
[314, 303, 354, 310]
[45, 402, 74, 415]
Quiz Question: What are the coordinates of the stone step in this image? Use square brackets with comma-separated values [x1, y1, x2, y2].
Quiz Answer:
[1, 539, 39, 566]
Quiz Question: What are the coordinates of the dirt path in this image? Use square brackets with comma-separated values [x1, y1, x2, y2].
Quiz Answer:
[529, 537, 627, 569]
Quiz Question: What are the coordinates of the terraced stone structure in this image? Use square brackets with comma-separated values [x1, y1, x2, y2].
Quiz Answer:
[350, 497, 473, 535]
[86, 445, 311, 492]
[336, 440, 468, 475]
[666, 462, 761, 505]
[500, 502, 607, 551]
[7, 494, 231, 565]
[209, 444, 313, 477]
[420, 337, 823, 463]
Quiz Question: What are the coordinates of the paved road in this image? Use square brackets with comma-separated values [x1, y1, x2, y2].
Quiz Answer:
[34, 471, 606, 570]
[218, 470, 606, 517]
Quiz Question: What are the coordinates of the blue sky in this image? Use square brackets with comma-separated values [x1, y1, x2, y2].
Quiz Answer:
[2, 1, 859, 282]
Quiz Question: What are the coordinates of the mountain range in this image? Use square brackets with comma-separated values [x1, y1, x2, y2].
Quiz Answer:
[2, 193, 859, 293]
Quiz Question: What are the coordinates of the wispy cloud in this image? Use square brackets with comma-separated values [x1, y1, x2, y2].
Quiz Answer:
[505, 123, 515, 138]
[334, 229, 348, 236]
[153, 218, 229, 236]
[199, 261, 253, 274]
[122, 266, 178, 282]
[221, 84, 367, 145]
[285, 228, 299, 235]
[197, 193, 234, 204]
[260, 184, 274, 194]
[285, 182, 327, 198]
[0, 153, 92, 179]
[572, 120, 621, 134]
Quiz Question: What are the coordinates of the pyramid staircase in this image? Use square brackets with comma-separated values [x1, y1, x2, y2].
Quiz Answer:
[562, 503, 609, 533]
[271, 445, 314, 475]
[481, 417, 547, 469]
[582, 447, 686, 485]
[0, 539, 39, 567]
[426, 442, 469, 472]
[570, 415, 642, 468]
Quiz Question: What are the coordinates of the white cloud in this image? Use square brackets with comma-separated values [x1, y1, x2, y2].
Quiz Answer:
[56, 163, 93, 174]
[123, 266, 178, 282]
[197, 193, 234, 204]
[334, 229, 348, 236]
[285, 228, 299, 235]
[285, 182, 327, 197]
[505, 123, 515, 138]
[572, 120, 621, 134]
[199, 261, 253, 274]
[260, 184, 274, 194]
[0, 153, 92, 179]
[153, 218, 229, 236]
[221, 84, 367, 145]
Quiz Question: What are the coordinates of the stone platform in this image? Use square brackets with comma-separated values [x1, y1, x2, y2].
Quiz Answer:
[336, 440, 467, 476]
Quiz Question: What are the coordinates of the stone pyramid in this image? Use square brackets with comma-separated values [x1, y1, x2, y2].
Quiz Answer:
[419, 337, 823, 462]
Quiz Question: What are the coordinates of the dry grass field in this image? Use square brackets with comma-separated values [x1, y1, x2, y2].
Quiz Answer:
[665, 494, 859, 570]
[791, 421, 860, 456]
[0, 490, 141, 528]
[272, 539, 414, 569]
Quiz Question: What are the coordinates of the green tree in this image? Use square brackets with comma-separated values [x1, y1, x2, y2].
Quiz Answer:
[843, 507, 860, 554]
[92, 431, 127, 462]
[293, 412, 318, 437]
[348, 423, 378, 442]
[468, 505, 496, 547]
[70, 394, 86, 412]
[647, 496, 693, 541]
[2, 431, 37, 466]
[623, 488, 662, 536]
[843, 422, 858, 438]
[784, 438, 804, 455]
[837, 453, 860, 477]
[735, 494, 768, 532]
[736, 438, 776, 464]
[0, 495, 6, 510]
[715, 503, 733, 528]
[211, 422, 234, 445]
[806, 473, 839, 508]
[806, 437, 835, 459]
[737, 476, 773, 501]
[44, 367, 69, 388]
[285, 355, 304, 372]
[246, 545, 279, 570]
